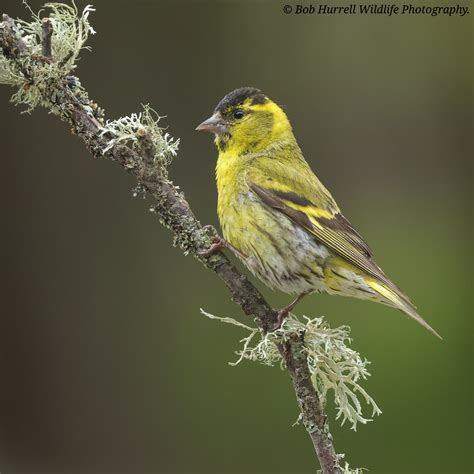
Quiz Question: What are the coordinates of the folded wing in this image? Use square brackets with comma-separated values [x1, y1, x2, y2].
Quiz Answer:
[247, 167, 410, 303]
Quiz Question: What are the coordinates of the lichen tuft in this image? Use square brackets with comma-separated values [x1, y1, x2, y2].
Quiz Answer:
[200, 309, 382, 431]
[0, 2, 96, 112]
[100, 104, 179, 173]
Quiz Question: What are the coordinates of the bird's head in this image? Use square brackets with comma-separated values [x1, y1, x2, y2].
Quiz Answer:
[196, 87, 293, 153]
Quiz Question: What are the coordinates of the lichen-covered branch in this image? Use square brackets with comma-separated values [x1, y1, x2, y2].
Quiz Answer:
[201, 312, 381, 431]
[0, 6, 366, 473]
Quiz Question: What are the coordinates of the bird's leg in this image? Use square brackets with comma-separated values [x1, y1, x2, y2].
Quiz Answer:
[276, 291, 310, 328]
[198, 225, 247, 260]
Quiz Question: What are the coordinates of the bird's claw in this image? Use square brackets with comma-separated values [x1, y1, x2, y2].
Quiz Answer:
[198, 236, 227, 257]
[275, 307, 291, 329]
[201, 224, 219, 238]
[199, 225, 248, 260]
[198, 225, 226, 257]
[273, 291, 310, 330]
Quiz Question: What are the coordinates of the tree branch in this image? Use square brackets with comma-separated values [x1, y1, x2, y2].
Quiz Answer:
[0, 12, 342, 473]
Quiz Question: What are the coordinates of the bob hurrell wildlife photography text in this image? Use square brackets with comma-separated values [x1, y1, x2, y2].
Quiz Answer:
[0, 1, 471, 473]
[283, 3, 469, 16]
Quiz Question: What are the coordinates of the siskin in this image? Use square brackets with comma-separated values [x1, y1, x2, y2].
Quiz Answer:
[196, 87, 440, 338]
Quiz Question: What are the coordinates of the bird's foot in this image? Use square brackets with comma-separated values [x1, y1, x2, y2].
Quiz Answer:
[201, 224, 219, 239]
[198, 235, 228, 257]
[275, 292, 310, 329]
[198, 225, 227, 257]
[276, 307, 291, 329]
[198, 225, 246, 259]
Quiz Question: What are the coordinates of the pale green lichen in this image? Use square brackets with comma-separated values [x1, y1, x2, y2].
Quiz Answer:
[1, 3, 179, 167]
[200, 310, 382, 431]
[326, 456, 368, 474]
[18, 2, 95, 67]
[100, 104, 180, 172]
[0, 2, 95, 112]
[340, 462, 368, 474]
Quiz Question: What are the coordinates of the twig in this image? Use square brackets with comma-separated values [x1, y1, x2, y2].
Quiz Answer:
[0, 12, 342, 473]
[41, 17, 53, 59]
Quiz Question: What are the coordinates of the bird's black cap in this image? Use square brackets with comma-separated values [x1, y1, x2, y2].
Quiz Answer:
[215, 87, 268, 113]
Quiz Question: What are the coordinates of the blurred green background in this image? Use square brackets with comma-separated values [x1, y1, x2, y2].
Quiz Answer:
[0, 0, 472, 472]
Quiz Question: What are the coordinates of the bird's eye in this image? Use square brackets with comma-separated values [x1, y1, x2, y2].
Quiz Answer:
[233, 110, 245, 119]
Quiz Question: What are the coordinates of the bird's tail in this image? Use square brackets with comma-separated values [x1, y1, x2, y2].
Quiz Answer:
[367, 280, 442, 339]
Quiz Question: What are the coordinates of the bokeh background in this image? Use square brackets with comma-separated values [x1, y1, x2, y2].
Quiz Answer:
[0, 0, 472, 473]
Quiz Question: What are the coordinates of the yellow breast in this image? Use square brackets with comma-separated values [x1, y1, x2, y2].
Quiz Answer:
[215, 150, 250, 250]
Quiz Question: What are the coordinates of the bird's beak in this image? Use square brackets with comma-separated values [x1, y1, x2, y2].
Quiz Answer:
[196, 112, 228, 135]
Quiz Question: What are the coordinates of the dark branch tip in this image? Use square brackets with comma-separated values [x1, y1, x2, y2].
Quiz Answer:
[41, 17, 53, 59]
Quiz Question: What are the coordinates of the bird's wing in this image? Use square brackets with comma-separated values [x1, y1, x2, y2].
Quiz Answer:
[246, 159, 443, 338]
[247, 163, 404, 295]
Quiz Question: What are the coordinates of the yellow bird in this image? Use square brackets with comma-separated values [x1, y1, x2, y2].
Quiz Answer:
[196, 87, 440, 338]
